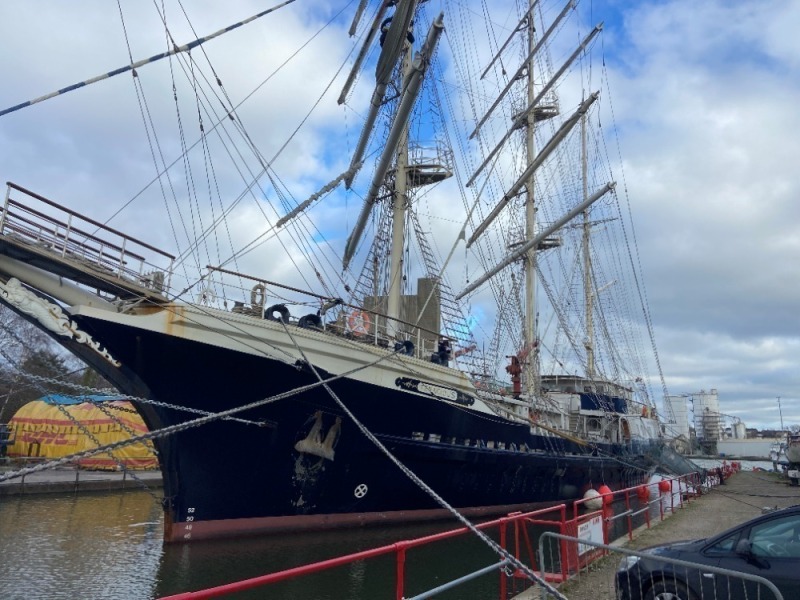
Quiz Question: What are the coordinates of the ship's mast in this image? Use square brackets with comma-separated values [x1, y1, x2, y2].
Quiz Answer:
[456, 5, 617, 387]
[581, 109, 595, 379]
[523, 0, 538, 397]
[386, 45, 413, 340]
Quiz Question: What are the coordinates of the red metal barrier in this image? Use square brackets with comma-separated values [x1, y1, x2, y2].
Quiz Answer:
[159, 503, 569, 600]
[160, 470, 726, 599]
[556, 471, 712, 579]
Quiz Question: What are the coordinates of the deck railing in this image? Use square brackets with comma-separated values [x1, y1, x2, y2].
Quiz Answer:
[1, 182, 175, 294]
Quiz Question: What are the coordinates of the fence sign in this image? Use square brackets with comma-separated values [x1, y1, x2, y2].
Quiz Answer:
[577, 514, 603, 555]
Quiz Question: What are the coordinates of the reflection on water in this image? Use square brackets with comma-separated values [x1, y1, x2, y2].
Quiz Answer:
[0, 492, 525, 600]
[0, 492, 163, 600]
[2, 464, 757, 600]
[155, 516, 507, 599]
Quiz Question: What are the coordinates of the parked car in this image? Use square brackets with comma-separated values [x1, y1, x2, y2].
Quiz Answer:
[616, 505, 800, 600]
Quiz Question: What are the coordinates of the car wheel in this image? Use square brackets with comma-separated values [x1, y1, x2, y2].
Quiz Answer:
[644, 580, 696, 600]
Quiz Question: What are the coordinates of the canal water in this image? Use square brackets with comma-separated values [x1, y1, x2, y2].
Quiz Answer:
[0, 461, 772, 599]
[0, 490, 518, 600]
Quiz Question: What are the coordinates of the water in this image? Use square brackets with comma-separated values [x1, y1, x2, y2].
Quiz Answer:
[1, 460, 752, 599]
[0, 491, 527, 600]
[689, 458, 775, 472]
[0, 492, 163, 599]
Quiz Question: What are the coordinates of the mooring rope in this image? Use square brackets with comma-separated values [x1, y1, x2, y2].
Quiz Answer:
[0, 341, 161, 498]
[278, 320, 568, 599]
[0, 343, 407, 483]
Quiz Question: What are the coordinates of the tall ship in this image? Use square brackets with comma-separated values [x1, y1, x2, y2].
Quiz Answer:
[0, 0, 670, 542]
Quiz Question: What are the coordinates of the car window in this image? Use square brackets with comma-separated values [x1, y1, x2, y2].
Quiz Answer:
[749, 514, 800, 558]
[706, 532, 739, 555]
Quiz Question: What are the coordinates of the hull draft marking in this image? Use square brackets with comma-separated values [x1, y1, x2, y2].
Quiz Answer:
[0, 277, 121, 367]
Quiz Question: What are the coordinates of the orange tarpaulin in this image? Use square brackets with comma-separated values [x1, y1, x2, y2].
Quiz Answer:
[8, 399, 158, 470]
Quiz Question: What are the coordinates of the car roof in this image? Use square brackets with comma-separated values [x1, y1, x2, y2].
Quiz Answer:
[705, 504, 800, 546]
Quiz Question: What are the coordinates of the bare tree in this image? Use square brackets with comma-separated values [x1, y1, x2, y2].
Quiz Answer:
[0, 305, 112, 421]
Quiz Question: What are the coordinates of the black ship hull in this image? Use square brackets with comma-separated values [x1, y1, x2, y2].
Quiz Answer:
[59, 310, 658, 543]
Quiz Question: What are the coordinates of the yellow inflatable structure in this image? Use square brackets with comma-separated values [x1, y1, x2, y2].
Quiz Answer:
[7, 396, 158, 470]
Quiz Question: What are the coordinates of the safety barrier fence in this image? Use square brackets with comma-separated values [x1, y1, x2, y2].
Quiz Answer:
[554, 470, 708, 583]
[158, 469, 739, 599]
[537, 531, 783, 600]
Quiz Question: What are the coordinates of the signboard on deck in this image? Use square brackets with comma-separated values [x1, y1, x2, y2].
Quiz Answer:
[577, 514, 604, 555]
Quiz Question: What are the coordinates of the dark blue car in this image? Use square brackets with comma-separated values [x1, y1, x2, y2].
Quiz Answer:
[615, 505, 800, 600]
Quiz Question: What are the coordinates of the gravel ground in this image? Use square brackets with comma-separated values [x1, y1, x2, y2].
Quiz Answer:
[515, 470, 800, 600]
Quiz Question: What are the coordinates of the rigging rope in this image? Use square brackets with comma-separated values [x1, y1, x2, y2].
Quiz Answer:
[0, 0, 299, 118]
[115, 0, 197, 292]
[600, 50, 669, 405]
[277, 319, 567, 599]
[0, 333, 160, 499]
[0, 343, 409, 484]
[140, 0, 361, 307]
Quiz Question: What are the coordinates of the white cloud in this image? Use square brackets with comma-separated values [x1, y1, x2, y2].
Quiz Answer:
[0, 0, 797, 431]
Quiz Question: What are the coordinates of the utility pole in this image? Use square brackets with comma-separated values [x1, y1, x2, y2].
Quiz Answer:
[778, 396, 784, 431]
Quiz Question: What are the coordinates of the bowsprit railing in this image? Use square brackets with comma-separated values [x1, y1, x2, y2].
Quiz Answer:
[0, 182, 175, 297]
[156, 471, 724, 599]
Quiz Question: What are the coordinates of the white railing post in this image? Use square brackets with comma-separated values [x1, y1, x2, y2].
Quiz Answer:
[62, 215, 74, 258]
[0, 184, 10, 233]
[118, 238, 127, 277]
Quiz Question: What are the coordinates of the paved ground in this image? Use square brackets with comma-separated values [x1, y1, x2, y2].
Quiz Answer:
[514, 470, 800, 600]
[0, 463, 162, 495]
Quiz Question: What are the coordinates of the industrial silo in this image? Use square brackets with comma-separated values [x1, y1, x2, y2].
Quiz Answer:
[663, 395, 691, 441]
[693, 389, 722, 453]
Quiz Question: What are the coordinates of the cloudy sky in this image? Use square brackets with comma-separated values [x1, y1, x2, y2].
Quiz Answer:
[0, 0, 797, 431]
